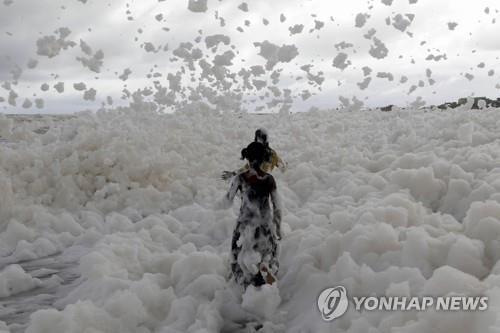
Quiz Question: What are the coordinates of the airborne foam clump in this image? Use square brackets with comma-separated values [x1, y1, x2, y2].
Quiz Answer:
[333, 52, 351, 70]
[73, 82, 86, 91]
[364, 28, 377, 39]
[34, 98, 44, 109]
[79, 39, 92, 56]
[36, 27, 76, 58]
[119, 68, 132, 81]
[288, 24, 304, 35]
[357, 77, 372, 90]
[377, 71, 394, 81]
[143, 42, 158, 53]
[54, 82, 64, 93]
[311, 20, 324, 32]
[255, 40, 299, 70]
[426, 53, 448, 61]
[369, 37, 389, 59]
[205, 34, 230, 50]
[10, 65, 22, 81]
[27, 59, 38, 69]
[392, 14, 413, 32]
[301, 65, 325, 86]
[213, 50, 235, 66]
[448, 22, 458, 30]
[22, 98, 32, 108]
[335, 41, 353, 51]
[464, 73, 474, 81]
[7, 90, 17, 106]
[188, 0, 208, 13]
[167, 72, 182, 92]
[76, 49, 104, 73]
[237, 2, 248, 12]
[83, 88, 97, 101]
[355, 13, 369, 28]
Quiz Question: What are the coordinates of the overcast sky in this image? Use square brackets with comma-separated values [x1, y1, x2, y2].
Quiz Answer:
[1, 0, 499, 113]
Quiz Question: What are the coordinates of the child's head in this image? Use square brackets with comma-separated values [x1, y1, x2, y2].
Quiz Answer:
[241, 142, 269, 169]
[254, 128, 268, 145]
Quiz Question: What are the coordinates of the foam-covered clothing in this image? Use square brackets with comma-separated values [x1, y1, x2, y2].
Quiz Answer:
[219, 170, 282, 287]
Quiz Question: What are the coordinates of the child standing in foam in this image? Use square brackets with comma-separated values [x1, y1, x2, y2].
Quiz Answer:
[218, 141, 282, 288]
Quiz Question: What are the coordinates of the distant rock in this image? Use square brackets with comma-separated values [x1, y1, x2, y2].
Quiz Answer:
[378, 97, 500, 112]
[380, 104, 394, 112]
[437, 97, 500, 110]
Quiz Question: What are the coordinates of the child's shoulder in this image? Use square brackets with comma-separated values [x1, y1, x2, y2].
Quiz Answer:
[264, 172, 276, 187]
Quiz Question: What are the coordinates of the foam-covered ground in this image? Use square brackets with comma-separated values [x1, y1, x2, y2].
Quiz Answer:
[1, 107, 500, 332]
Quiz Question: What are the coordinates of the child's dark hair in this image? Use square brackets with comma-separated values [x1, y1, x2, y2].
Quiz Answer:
[241, 142, 270, 164]
[254, 128, 269, 147]
[240, 148, 247, 160]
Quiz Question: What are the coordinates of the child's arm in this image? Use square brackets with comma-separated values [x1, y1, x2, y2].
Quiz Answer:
[221, 163, 250, 180]
[270, 177, 282, 240]
[271, 149, 287, 172]
[216, 175, 241, 209]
